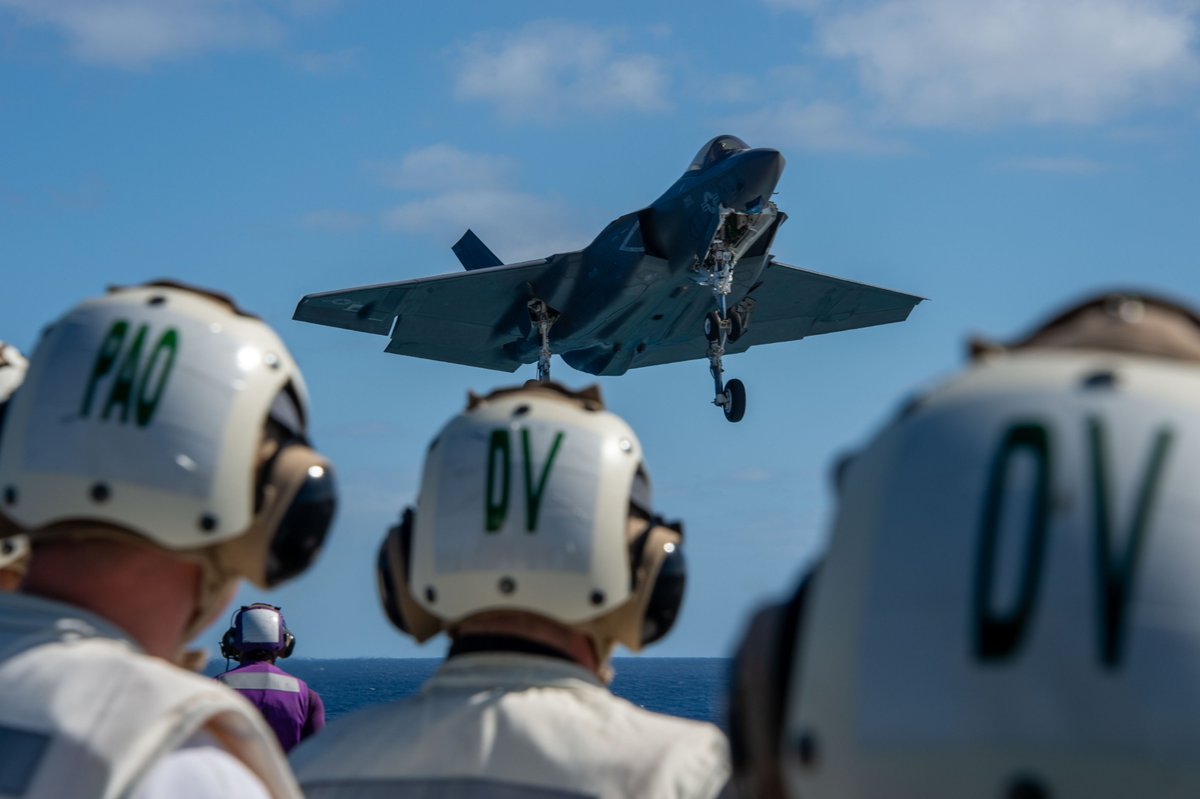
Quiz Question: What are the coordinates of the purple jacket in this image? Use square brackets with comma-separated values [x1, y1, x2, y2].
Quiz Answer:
[216, 660, 325, 752]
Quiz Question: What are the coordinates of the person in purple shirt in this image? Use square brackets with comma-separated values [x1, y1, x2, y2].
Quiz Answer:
[217, 603, 325, 752]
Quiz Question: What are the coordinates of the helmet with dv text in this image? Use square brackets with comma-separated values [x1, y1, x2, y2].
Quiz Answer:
[376, 382, 686, 659]
[732, 292, 1200, 799]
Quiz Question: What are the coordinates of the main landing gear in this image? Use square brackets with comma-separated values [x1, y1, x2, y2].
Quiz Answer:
[528, 298, 557, 383]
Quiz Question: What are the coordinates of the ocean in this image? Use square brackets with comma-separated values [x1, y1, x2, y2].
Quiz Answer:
[206, 657, 732, 728]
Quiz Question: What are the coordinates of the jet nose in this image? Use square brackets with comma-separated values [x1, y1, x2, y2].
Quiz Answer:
[734, 148, 785, 211]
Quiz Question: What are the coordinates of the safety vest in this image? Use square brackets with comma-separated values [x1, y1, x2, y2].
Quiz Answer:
[292, 652, 731, 798]
[0, 593, 303, 799]
[216, 661, 318, 752]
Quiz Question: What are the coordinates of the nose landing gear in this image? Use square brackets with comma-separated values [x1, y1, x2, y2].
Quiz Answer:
[696, 205, 770, 423]
[706, 309, 747, 423]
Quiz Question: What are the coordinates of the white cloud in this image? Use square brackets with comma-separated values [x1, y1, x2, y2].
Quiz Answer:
[998, 156, 1108, 174]
[819, 0, 1200, 128]
[382, 189, 590, 264]
[0, 0, 284, 68]
[367, 144, 517, 192]
[374, 143, 593, 262]
[453, 20, 671, 122]
[306, 144, 594, 256]
[293, 47, 358, 75]
[726, 100, 909, 154]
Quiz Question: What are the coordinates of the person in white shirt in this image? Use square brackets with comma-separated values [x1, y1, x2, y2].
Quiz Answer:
[292, 381, 731, 799]
[0, 282, 338, 799]
[729, 292, 1200, 799]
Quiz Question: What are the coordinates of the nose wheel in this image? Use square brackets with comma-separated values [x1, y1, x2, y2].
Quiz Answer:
[722, 379, 746, 423]
[698, 207, 756, 423]
[707, 314, 747, 423]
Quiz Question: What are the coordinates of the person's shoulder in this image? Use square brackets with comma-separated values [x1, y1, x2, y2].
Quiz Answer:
[132, 745, 270, 799]
[265, 662, 317, 693]
[595, 689, 727, 744]
[611, 702, 731, 798]
[292, 698, 411, 758]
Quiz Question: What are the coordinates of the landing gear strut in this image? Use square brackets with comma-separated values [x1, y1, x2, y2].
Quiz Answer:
[696, 207, 763, 423]
[708, 336, 746, 423]
[528, 298, 557, 383]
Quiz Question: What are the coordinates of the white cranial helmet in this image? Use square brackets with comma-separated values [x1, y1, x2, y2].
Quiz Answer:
[377, 382, 686, 655]
[0, 344, 30, 580]
[735, 292, 1200, 799]
[0, 282, 337, 590]
[0, 343, 27, 404]
[0, 534, 28, 572]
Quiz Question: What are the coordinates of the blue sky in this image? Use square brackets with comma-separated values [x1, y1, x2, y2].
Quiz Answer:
[2, 0, 1199, 658]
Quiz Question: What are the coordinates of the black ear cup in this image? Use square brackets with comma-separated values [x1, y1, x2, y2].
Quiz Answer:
[377, 507, 418, 634]
[376, 507, 443, 642]
[727, 569, 815, 798]
[377, 529, 409, 633]
[260, 444, 337, 587]
[640, 542, 686, 646]
[220, 627, 237, 660]
[280, 629, 296, 658]
[627, 518, 687, 647]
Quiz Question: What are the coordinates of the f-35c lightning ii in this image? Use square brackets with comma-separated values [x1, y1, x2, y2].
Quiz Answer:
[294, 135, 923, 422]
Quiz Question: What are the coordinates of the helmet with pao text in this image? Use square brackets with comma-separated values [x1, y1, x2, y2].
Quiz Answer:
[0, 282, 338, 614]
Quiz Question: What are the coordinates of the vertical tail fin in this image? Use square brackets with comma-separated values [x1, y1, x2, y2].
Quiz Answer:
[452, 229, 504, 271]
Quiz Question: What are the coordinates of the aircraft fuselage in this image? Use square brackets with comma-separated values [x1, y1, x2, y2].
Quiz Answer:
[541, 140, 785, 375]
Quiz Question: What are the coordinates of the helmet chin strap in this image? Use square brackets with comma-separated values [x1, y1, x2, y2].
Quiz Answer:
[591, 637, 617, 685]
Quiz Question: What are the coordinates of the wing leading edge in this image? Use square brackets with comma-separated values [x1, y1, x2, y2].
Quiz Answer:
[293, 255, 581, 372]
[630, 259, 924, 369]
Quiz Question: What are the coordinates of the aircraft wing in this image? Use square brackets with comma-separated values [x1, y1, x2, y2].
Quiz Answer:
[631, 259, 923, 369]
[732, 260, 924, 345]
[294, 256, 579, 372]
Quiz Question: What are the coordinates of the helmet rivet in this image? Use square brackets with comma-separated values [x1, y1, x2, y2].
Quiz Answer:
[2, 486, 15, 505]
[90, 483, 111, 503]
[498, 576, 516, 595]
[589, 590, 605, 606]
[199, 514, 218, 532]
[1081, 370, 1117, 390]
[264, 352, 280, 369]
[1007, 775, 1049, 799]
[794, 730, 818, 768]
[147, 295, 167, 306]
[619, 439, 633, 453]
[425, 586, 437, 603]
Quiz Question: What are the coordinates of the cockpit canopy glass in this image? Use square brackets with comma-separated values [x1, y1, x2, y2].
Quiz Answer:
[688, 135, 751, 171]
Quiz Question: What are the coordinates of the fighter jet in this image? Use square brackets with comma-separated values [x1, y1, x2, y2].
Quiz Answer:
[294, 135, 923, 422]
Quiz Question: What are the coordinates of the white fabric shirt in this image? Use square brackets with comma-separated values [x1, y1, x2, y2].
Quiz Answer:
[292, 652, 731, 799]
[0, 592, 301, 799]
[132, 732, 270, 799]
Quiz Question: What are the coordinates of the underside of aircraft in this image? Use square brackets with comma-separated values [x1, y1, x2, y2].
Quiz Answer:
[294, 136, 924, 422]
